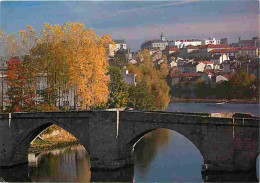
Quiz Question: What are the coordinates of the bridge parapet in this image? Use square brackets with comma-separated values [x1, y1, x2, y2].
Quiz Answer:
[0, 110, 259, 173]
[119, 111, 259, 127]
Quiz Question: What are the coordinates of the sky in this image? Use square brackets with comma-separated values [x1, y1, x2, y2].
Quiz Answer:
[0, 0, 259, 51]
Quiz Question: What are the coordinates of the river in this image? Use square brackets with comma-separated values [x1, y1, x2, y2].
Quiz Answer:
[0, 102, 259, 182]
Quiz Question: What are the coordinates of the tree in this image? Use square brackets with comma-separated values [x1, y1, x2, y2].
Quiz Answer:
[109, 50, 127, 69]
[194, 78, 211, 98]
[107, 67, 129, 108]
[127, 49, 170, 110]
[5, 57, 36, 112]
[29, 22, 112, 109]
[128, 82, 153, 110]
[229, 71, 255, 99]
[215, 81, 231, 99]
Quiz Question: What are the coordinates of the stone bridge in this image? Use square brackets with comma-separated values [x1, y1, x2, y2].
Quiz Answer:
[0, 110, 259, 173]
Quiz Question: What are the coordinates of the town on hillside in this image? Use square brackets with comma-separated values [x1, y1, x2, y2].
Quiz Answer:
[0, 33, 259, 111]
[108, 34, 259, 99]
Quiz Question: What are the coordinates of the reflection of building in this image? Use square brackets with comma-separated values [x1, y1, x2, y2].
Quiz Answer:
[29, 145, 91, 182]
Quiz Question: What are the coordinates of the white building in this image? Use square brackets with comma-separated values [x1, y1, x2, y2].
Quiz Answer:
[0, 62, 79, 110]
[202, 37, 220, 45]
[121, 70, 137, 86]
[141, 33, 168, 51]
[169, 39, 202, 48]
[108, 40, 127, 57]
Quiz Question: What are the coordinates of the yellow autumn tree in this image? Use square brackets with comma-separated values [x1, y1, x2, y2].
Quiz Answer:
[30, 21, 112, 109]
[127, 49, 170, 110]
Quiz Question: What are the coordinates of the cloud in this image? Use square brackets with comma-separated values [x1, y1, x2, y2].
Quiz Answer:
[109, 0, 200, 15]
[97, 13, 258, 39]
[95, 13, 258, 50]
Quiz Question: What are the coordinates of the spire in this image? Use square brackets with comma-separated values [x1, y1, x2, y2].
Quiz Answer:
[161, 32, 166, 41]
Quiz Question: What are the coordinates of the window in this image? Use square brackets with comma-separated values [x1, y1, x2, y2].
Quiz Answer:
[63, 101, 69, 106]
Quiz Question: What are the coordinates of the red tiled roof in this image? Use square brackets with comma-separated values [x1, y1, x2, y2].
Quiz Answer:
[207, 44, 231, 48]
[199, 45, 208, 48]
[169, 73, 201, 77]
[187, 45, 199, 49]
[189, 50, 199, 53]
[202, 61, 214, 64]
[239, 46, 258, 50]
[169, 46, 179, 52]
[209, 48, 238, 53]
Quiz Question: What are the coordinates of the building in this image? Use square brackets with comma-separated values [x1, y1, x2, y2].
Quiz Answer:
[178, 61, 206, 73]
[210, 54, 230, 65]
[0, 62, 8, 110]
[169, 39, 202, 48]
[199, 44, 232, 58]
[238, 46, 259, 58]
[121, 69, 137, 86]
[242, 58, 260, 76]
[220, 38, 228, 45]
[238, 37, 259, 47]
[163, 46, 179, 56]
[141, 33, 168, 51]
[167, 73, 201, 86]
[0, 61, 80, 110]
[202, 37, 220, 45]
[108, 40, 127, 57]
[179, 45, 200, 58]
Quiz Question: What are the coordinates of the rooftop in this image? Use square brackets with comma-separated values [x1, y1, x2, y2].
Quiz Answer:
[239, 46, 258, 50]
[175, 39, 201, 42]
[114, 40, 126, 44]
[209, 48, 238, 53]
[169, 73, 202, 77]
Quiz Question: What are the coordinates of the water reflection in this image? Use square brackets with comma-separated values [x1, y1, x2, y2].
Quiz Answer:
[134, 129, 203, 182]
[134, 129, 170, 179]
[0, 129, 259, 182]
[91, 166, 134, 182]
[29, 145, 91, 182]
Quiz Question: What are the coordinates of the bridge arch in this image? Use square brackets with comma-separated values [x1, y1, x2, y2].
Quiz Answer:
[8, 117, 91, 167]
[125, 126, 204, 160]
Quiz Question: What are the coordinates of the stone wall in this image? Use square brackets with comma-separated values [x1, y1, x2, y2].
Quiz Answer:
[0, 110, 259, 172]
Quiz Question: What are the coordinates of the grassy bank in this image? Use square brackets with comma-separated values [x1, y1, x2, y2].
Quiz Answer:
[29, 139, 79, 153]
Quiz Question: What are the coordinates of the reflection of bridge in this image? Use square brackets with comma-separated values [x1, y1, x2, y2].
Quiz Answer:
[0, 111, 259, 173]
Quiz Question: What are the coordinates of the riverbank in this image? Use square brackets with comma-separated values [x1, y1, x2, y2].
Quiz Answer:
[171, 98, 259, 104]
[29, 139, 79, 153]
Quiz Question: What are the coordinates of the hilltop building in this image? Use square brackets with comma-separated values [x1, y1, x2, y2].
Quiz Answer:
[121, 69, 137, 86]
[141, 33, 168, 51]
[238, 37, 259, 47]
[169, 39, 202, 48]
[108, 40, 127, 57]
[202, 37, 220, 45]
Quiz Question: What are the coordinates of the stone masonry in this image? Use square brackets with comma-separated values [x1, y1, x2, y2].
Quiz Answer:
[0, 110, 259, 172]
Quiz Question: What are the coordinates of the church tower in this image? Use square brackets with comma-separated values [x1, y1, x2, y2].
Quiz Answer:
[161, 32, 166, 41]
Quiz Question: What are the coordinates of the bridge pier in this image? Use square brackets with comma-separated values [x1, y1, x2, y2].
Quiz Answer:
[90, 152, 134, 170]
[0, 111, 259, 175]
[89, 145, 134, 170]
